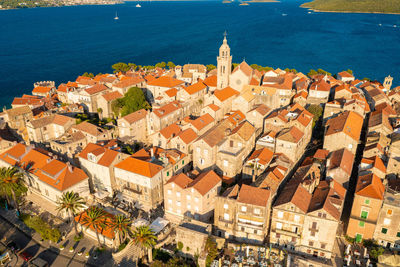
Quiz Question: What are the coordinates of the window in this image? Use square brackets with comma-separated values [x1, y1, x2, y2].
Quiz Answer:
[223, 160, 228, 167]
[309, 241, 314, 247]
[182, 160, 184, 165]
[311, 222, 317, 229]
[224, 213, 230, 220]
[321, 243, 326, 249]
[348, 144, 353, 149]
[177, 201, 181, 207]
[230, 140, 234, 147]
[204, 149, 208, 156]
[254, 229, 258, 234]
[167, 171, 170, 176]
[238, 142, 242, 148]
[276, 233, 280, 238]
[167, 190, 172, 195]
[196, 147, 200, 154]
[223, 204, 228, 209]
[195, 206, 199, 212]
[365, 199, 370, 205]
[291, 237, 296, 242]
[168, 199, 172, 204]
[177, 209, 181, 214]
[361, 210, 368, 219]
[241, 206, 247, 212]
[381, 228, 388, 234]
[359, 221, 365, 227]
[294, 215, 300, 222]
[397, 232, 400, 238]
[176, 192, 181, 197]
[387, 209, 393, 215]
[195, 197, 199, 203]
[384, 218, 391, 225]
[187, 195, 191, 200]
[200, 158, 204, 165]
[277, 211, 284, 218]
[276, 222, 282, 230]
[187, 204, 191, 209]
[254, 208, 261, 215]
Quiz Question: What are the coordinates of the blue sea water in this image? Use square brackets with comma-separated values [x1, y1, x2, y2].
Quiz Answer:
[0, 0, 400, 106]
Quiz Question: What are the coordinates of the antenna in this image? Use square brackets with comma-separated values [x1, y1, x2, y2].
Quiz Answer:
[223, 31, 228, 38]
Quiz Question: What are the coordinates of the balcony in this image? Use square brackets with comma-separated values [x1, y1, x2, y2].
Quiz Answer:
[274, 228, 301, 238]
[219, 216, 233, 224]
[123, 186, 142, 195]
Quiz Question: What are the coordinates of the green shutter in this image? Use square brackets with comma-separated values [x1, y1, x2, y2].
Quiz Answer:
[182, 160, 184, 164]
[361, 211, 368, 219]
[381, 228, 388, 234]
[167, 171, 169, 176]
[358, 221, 365, 227]
[365, 199, 370, 205]
[397, 232, 400, 238]
[355, 234, 362, 243]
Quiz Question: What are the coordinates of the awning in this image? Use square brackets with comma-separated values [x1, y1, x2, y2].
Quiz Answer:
[150, 217, 170, 234]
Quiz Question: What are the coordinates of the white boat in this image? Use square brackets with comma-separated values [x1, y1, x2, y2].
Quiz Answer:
[379, 23, 382, 26]
[308, 11, 312, 14]
[114, 12, 119, 20]
[394, 25, 397, 28]
[282, 13, 287, 16]
[136, 3, 141, 7]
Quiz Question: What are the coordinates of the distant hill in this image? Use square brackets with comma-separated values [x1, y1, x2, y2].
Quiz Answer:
[301, 0, 400, 14]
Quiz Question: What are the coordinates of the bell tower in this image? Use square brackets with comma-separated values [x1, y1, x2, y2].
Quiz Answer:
[217, 32, 232, 89]
[383, 75, 393, 92]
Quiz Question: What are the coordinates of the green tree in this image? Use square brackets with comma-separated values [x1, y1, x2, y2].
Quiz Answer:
[308, 69, 318, 77]
[155, 62, 167, 68]
[81, 206, 108, 247]
[110, 214, 131, 246]
[307, 104, 323, 128]
[167, 61, 176, 70]
[128, 63, 137, 71]
[97, 108, 103, 120]
[0, 167, 27, 215]
[232, 63, 239, 70]
[317, 68, 331, 76]
[111, 87, 150, 117]
[112, 62, 130, 74]
[206, 64, 216, 72]
[205, 237, 218, 267]
[346, 69, 353, 75]
[131, 225, 157, 263]
[56, 191, 85, 236]
[82, 72, 94, 78]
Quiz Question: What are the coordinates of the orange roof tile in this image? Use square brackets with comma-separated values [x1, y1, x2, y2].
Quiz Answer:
[214, 87, 239, 102]
[207, 104, 220, 112]
[238, 184, 270, 207]
[248, 147, 274, 166]
[325, 111, 363, 141]
[153, 101, 181, 118]
[32, 86, 52, 94]
[101, 91, 123, 102]
[177, 128, 198, 144]
[355, 173, 384, 200]
[204, 75, 217, 87]
[232, 61, 253, 77]
[159, 123, 181, 139]
[120, 109, 147, 124]
[184, 81, 207, 95]
[115, 157, 163, 178]
[189, 170, 221, 196]
[166, 173, 192, 189]
[191, 113, 214, 131]
[147, 76, 184, 88]
[165, 88, 178, 97]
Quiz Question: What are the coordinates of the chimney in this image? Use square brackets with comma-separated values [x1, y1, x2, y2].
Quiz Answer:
[150, 148, 154, 158]
[66, 162, 73, 172]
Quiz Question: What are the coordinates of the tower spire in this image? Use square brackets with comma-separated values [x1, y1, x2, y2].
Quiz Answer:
[223, 31, 227, 43]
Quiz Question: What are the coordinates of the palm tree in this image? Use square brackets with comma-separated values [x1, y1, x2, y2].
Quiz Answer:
[81, 206, 108, 247]
[0, 167, 27, 215]
[131, 225, 157, 263]
[109, 214, 131, 247]
[56, 191, 85, 236]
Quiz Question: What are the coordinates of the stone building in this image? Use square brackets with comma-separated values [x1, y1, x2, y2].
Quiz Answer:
[216, 34, 232, 89]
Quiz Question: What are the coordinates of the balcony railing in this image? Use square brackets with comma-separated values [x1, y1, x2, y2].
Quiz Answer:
[274, 228, 301, 238]
[218, 216, 233, 224]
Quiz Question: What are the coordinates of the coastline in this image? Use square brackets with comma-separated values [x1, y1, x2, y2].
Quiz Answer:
[303, 7, 400, 15]
[0, 1, 122, 10]
[245, 0, 279, 3]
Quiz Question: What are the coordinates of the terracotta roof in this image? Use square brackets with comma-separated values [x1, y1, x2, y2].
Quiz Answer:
[231, 121, 255, 141]
[75, 208, 115, 239]
[120, 109, 147, 124]
[176, 128, 198, 144]
[5, 106, 32, 117]
[78, 143, 120, 167]
[214, 87, 239, 102]
[189, 170, 221, 196]
[159, 123, 181, 139]
[191, 113, 214, 131]
[232, 61, 253, 77]
[101, 91, 123, 102]
[277, 126, 304, 143]
[249, 104, 271, 116]
[166, 173, 192, 189]
[325, 111, 363, 141]
[274, 180, 312, 213]
[237, 184, 270, 207]
[227, 110, 246, 126]
[115, 157, 163, 178]
[207, 104, 220, 112]
[32, 86, 52, 94]
[36, 159, 88, 191]
[310, 79, 331, 92]
[184, 81, 207, 95]
[204, 75, 217, 87]
[114, 76, 144, 89]
[327, 148, 354, 176]
[355, 173, 384, 200]
[165, 88, 178, 97]
[76, 76, 96, 86]
[85, 84, 108, 95]
[248, 148, 274, 166]
[147, 76, 184, 88]
[153, 101, 181, 118]
[28, 114, 74, 129]
[338, 71, 354, 78]
[72, 121, 108, 137]
[313, 149, 330, 160]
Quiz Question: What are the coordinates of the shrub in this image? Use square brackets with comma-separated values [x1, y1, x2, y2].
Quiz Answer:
[21, 214, 61, 242]
[177, 242, 183, 251]
[117, 239, 130, 252]
[74, 233, 83, 242]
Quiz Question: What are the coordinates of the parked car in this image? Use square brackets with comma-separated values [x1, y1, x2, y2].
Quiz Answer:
[19, 251, 33, 262]
[6, 241, 21, 252]
[29, 257, 49, 267]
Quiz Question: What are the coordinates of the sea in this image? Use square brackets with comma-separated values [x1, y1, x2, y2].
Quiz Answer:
[0, 0, 400, 107]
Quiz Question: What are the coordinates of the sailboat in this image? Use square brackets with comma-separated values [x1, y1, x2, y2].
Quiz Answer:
[114, 12, 119, 20]
[136, 3, 141, 7]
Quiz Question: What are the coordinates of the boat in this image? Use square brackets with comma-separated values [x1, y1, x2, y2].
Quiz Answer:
[222, 0, 233, 3]
[239, 2, 249, 5]
[114, 12, 119, 20]
[379, 23, 382, 26]
[136, 3, 141, 7]
[282, 13, 287, 16]
[308, 11, 312, 14]
[394, 25, 397, 28]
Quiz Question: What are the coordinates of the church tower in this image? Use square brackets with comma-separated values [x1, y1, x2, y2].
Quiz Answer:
[383, 75, 393, 92]
[217, 33, 232, 89]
